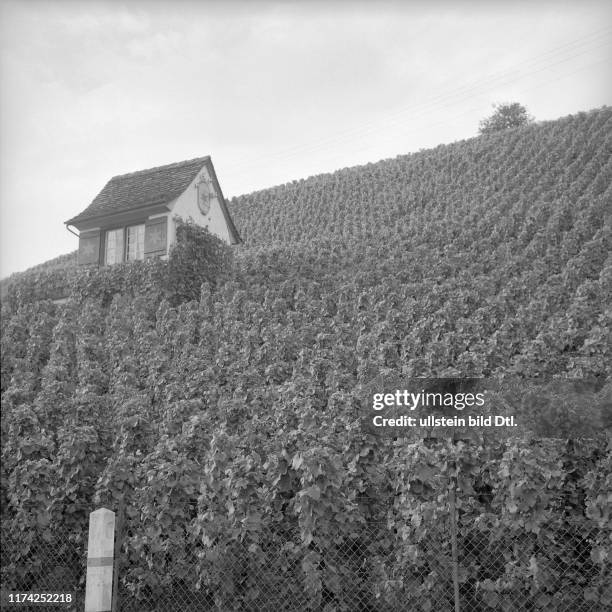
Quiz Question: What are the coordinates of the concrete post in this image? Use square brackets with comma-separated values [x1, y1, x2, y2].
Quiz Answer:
[84, 508, 115, 612]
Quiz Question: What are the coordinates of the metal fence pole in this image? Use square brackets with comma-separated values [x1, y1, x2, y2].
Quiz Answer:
[449, 473, 460, 612]
[111, 500, 124, 612]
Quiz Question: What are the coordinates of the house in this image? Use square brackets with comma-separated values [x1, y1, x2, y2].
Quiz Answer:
[66, 156, 241, 266]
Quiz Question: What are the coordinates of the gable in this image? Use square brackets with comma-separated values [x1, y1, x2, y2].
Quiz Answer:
[168, 161, 241, 245]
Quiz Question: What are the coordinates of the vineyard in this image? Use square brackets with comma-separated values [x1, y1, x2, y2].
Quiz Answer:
[1, 106, 611, 610]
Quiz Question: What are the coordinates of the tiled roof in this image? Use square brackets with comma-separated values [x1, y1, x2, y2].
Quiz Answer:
[66, 157, 210, 225]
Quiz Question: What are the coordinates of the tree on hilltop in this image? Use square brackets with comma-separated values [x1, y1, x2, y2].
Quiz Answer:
[478, 102, 534, 135]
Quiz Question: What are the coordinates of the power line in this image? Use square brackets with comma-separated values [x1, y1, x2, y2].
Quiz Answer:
[343, 56, 612, 162]
[222, 28, 611, 188]
[228, 30, 611, 174]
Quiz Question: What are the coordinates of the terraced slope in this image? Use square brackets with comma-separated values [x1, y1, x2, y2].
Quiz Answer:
[223, 106, 611, 378]
[230, 106, 610, 250]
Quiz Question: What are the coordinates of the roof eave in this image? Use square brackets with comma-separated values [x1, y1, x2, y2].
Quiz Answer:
[66, 201, 172, 231]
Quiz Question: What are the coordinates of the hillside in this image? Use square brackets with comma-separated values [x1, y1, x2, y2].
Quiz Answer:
[1, 107, 611, 610]
[230, 106, 610, 248]
[225, 107, 611, 378]
[0, 251, 77, 301]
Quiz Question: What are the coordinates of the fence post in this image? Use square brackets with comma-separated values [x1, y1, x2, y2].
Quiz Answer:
[85, 507, 115, 612]
[449, 474, 461, 612]
[111, 501, 124, 612]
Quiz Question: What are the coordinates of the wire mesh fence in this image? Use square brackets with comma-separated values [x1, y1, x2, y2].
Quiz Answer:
[114, 520, 456, 612]
[1, 502, 610, 611]
[113, 513, 610, 611]
[0, 521, 85, 612]
[455, 516, 610, 612]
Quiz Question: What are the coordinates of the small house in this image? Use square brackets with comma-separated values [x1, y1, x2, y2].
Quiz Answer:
[66, 156, 241, 266]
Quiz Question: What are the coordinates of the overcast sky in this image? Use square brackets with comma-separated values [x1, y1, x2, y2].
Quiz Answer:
[0, 0, 610, 277]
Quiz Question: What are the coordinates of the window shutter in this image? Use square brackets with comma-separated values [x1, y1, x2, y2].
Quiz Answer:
[144, 217, 167, 257]
[77, 230, 101, 265]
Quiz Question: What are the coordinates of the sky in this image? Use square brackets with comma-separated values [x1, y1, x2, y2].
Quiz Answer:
[0, 0, 610, 277]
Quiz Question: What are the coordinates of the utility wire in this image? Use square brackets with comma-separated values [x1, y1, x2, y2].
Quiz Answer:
[228, 31, 611, 174]
[222, 28, 611, 189]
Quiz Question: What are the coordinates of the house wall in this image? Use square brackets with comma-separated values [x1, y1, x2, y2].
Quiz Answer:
[166, 165, 231, 248]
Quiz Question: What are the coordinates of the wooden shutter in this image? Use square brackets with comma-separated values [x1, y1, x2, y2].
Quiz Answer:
[144, 217, 167, 257]
[78, 230, 101, 265]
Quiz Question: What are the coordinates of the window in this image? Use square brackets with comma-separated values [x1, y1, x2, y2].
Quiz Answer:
[105, 228, 124, 265]
[126, 224, 145, 261]
[104, 224, 146, 265]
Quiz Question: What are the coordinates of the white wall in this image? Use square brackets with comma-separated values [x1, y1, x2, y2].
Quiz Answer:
[166, 165, 231, 248]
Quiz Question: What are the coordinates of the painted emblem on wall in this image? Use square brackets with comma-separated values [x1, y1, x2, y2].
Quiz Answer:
[196, 176, 213, 215]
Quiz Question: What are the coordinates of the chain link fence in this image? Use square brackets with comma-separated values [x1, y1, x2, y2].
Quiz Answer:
[114, 509, 612, 611]
[114, 519, 455, 611]
[1, 499, 610, 611]
[0, 521, 85, 612]
[4, 515, 609, 611]
[455, 516, 610, 611]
